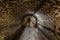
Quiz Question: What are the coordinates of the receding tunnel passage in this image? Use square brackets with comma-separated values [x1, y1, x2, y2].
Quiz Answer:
[22, 14, 38, 27]
[0, 0, 60, 40]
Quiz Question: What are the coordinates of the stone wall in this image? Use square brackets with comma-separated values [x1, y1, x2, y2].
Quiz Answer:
[0, 0, 60, 40]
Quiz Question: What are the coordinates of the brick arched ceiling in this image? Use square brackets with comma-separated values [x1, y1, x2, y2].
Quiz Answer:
[0, 0, 60, 40]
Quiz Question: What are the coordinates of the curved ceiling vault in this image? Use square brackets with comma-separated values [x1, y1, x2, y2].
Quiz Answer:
[0, 0, 60, 40]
